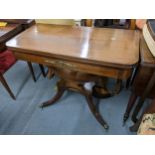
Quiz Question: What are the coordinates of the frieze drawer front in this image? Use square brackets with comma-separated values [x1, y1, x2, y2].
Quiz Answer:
[14, 52, 131, 79]
[44, 59, 77, 70]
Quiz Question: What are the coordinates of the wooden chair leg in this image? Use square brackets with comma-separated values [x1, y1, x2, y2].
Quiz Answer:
[27, 61, 36, 82]
[0, 74, 16, 100]
[126, 77, 131, 89]
[130, 98, 155, 132]
[130, 66, 139, 86]
[39, 64, 46, 77]
[130, 116, 142, 132]
[123, 93, 137, 124]
[132, 71, 155, 123]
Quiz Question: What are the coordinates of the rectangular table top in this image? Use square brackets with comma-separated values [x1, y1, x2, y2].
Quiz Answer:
[6, 24, 140, 68]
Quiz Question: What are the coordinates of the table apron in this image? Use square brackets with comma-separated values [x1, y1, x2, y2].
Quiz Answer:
[14, 52, 132, 80]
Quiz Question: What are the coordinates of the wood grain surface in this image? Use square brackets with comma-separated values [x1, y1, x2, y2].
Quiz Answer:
[6, 24, 140, 68]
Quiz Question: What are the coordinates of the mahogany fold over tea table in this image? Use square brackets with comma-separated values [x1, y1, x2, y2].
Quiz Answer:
[6, 24, 140, 129]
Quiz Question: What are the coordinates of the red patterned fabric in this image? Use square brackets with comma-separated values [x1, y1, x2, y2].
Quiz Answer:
[0, 50, 16, 74]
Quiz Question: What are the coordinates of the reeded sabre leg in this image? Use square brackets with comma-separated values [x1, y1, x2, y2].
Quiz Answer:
[40, 82, 65, 108]
[85, 92, 109, 129]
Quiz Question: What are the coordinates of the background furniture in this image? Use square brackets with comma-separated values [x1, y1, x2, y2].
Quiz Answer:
[35, 19, 75, 26]
[0, 21, 45, 99]
[138, 98, 155, 134]
[0, 19, 46, 81]
[0, 23, 22, 52]
[0, 19, 35, 27]
[6, 24, 139, 129]
[81, 19, 136, 30]
[0, 50, 16, 99]
[0, 23, 22, 99]
[123, 36, 155, 126]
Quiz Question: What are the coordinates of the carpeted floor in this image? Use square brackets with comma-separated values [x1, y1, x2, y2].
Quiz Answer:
[0, 61, 138, 135]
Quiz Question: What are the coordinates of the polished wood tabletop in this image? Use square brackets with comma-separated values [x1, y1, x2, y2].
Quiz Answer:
[6, 24, 140, 68]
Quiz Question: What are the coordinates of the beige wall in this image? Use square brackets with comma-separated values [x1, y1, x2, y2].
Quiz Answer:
[35, 19, 75, 25]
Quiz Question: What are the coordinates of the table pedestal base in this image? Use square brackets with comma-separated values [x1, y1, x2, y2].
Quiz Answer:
[40, 69, 109, 129]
